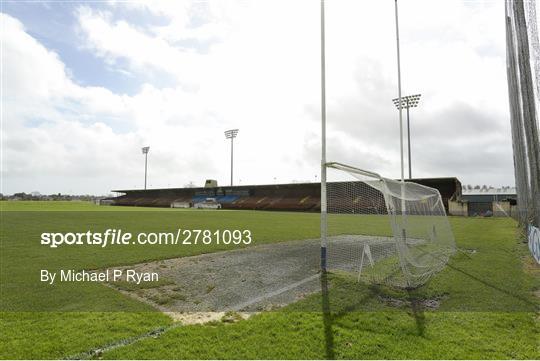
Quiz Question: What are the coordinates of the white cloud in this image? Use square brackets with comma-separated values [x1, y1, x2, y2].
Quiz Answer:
[76, 6, 206, 87]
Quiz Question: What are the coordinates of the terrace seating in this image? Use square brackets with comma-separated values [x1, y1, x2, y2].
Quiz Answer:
[223, 194, 319, 211]
[111, 178, 459, 212]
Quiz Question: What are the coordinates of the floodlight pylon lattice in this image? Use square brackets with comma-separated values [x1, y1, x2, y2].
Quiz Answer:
[325, 162, 456, 289]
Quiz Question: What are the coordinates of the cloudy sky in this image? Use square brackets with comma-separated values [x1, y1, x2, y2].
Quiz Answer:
[2, 0, 515, 195]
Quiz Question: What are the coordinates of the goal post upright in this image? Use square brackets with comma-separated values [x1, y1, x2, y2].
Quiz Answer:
[394, 0, 413, 287]
[320, 0, 328, 272]
[394, 0, 408, 232]
[394, 0, 405, 186]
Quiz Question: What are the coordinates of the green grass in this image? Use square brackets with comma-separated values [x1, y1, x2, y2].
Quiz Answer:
[111, 278, 175, 292]
[101, 312, 538, 359]
[0, 201, 538, 359]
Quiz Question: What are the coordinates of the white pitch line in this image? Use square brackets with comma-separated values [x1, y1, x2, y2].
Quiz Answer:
[231, 273, 320, 311]
[67, 273, 321, 359]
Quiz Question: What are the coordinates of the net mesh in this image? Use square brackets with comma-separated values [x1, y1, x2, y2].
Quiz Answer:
[326, 163, 456, 289]
[505, 0, 540, 230]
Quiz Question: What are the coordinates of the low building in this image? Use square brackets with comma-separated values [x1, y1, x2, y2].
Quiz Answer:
[449, 187, 517, 217]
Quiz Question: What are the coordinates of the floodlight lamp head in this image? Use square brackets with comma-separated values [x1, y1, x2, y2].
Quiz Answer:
[142, 146, 150, 154]
[408, 94, 422, 108]
[224, 129, 239, 139]
[392, 93, 422, 109]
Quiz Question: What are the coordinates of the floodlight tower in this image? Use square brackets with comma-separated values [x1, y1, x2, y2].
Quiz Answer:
[392, 94, 421, 179]
[142, 146, 150, 190]
[224, 129, 239, 186]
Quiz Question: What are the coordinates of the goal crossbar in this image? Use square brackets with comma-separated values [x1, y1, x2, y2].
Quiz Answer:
[326, 162, 382, 180]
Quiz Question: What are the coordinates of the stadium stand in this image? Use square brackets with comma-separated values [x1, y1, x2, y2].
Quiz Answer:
[110, 177, 460, 212]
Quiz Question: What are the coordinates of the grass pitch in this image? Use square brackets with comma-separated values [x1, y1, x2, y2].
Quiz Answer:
[0, 201, 538, 359]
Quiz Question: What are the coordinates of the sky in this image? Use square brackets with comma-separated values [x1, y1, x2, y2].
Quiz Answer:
[1, 0, 517, 195]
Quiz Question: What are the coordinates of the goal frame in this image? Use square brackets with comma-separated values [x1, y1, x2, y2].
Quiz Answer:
[320, 0, 406, 274]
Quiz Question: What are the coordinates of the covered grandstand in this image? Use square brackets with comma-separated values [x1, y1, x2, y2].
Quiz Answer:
[111, 177, 461, 212]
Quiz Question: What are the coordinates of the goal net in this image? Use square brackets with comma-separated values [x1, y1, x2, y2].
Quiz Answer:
[325, 162, 456, 288]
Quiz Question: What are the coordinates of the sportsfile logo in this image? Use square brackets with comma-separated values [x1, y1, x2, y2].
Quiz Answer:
[41, 229, 131, 248]
[40, 229, 253, 248]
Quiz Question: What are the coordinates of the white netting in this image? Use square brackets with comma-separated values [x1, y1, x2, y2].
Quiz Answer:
[506, 0, 540, 229]
[326, 163, 456, 289]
